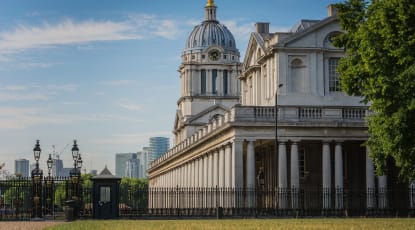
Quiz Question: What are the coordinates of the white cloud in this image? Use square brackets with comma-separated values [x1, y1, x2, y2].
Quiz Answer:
[0, 19, 140, 55]
[17, 62, 61, 69]
[100, 80, 137, 86]
[0, 92, 49, 101]
[128, 14, 182, 40]
[222, 20, 255, 43]
[0, 15, 185, 59]
[2, 85, 27, 91]
[47, 84, 79, 92]
[0, 106, 143, 129]
[92, 131, 172, 145]
[117, 100, 142, 111]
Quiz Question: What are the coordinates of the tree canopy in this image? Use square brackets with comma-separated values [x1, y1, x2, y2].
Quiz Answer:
[334, 0, 415, 181]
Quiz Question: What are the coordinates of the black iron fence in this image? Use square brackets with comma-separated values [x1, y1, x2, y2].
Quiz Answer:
[0, 177, 87, 221]
[1, 179, 415, 220]
[117, 187, 415, 218]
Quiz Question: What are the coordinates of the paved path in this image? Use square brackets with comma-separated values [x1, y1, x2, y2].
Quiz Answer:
[0, 221, 64, 230]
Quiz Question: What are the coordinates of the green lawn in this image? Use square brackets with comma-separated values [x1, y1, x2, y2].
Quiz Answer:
[44, 218, 415, 230]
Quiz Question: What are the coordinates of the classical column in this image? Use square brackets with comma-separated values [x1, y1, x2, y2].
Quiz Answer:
[366, 147, 376, 209]
[218, 147, 225, 207]
[219, 147, 225, 187]
[208, 152, 213, 188]
[334, 141, 343, 209]
[213, 150, 219, 187]
[322, 141, 331, 210]
[246, 140, 256, 208]
[225, 144, 232, 187]
[199, 158, 203, 188]
[232, 139, 244, 188]
[246, 140, 256, 188]
[378, 175, 388, 209]
[232, 139, 243, 208]
[278, 141, 288, 209]
[203, 155, 208, 188]
[290, 141, 299, 209]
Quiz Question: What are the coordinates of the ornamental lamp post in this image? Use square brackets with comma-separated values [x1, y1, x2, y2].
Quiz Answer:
[70, 140, 81, 219]
[45, 154, 54, 216]
[31, 140, 43, 219]
[47, 154, 53, 177]
[71, 140, 79, 165]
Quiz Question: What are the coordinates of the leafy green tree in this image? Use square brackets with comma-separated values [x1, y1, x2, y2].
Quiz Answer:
[334, 0, 415, 181]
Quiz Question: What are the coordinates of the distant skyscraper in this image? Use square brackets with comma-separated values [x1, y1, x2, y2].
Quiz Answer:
[149, 137, 170, 161]
[14, 159, 29, 177]
[137, 148, 150, 178]
[52, 158, 63, 177]
[125, 154, 140, 178]
[115, 153, 136, 177]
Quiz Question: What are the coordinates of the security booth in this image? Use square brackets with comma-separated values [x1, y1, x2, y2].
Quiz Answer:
[92, 166, 121, 219]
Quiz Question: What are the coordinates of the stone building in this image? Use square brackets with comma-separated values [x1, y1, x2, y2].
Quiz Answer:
[148, 1, 411, 212]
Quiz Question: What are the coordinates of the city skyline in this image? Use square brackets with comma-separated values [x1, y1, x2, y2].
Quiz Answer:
[0, 0, 338, 174]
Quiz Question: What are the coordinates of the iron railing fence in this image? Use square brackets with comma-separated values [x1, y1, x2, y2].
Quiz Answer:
[118, 187, 415, 218]
[0, 177, 87, 221]
[1, 180, 415, 220]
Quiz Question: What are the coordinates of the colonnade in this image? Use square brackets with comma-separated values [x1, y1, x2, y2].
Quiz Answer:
[151, 139, 391, 210]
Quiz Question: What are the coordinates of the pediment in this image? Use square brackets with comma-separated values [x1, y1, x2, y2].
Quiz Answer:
[173, 109, 184, 132]
[279, 16, 341, 48]
[187, 104, 229, 125]
[242, 33, 266, 74]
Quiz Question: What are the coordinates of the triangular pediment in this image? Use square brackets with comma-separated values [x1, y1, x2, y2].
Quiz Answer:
[173, 109, 184, 132]
[278, 16, 340, 48]
[242, 33, 266, 75]
[187, 104, 229, 125]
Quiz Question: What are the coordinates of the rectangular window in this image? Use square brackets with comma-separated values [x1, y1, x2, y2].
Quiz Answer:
[223, 70, 228, 95]
[329, 58, 340, 92]
[201, 69, 206, 94]
[100, 186, 111, 202]
[212, 69, 217, 94]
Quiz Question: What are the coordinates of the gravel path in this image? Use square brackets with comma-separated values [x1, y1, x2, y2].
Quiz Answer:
[0, 221, 64, 230]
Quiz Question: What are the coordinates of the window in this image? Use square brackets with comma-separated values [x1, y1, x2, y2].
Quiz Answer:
[201, 69, 206, 94]
[223, 70, 228, 95]
[202, 54, 206, 59]
[212, 69, 217, 94]
[329, 58, 340, 92]
[100, 186, 111, 202]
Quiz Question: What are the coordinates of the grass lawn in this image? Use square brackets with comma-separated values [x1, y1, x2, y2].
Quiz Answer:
[44, 218, 415, 230]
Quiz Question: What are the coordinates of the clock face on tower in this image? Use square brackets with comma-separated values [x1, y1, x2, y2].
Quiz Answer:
[208, 49, 220, 61]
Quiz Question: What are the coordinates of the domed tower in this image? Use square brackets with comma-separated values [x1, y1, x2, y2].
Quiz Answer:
[173, 0, 241, 144]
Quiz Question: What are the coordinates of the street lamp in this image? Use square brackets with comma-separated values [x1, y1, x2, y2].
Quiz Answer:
[71, 140, 79, 163]
[31, 140, 43, 219]
[70, 140, 81, 219]
[47, 154, 53, 177]
[33, 140, 41, 167]
[45, 154, 54, 216]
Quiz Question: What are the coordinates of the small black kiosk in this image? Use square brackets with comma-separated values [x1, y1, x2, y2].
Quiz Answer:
[92, 166, 121, 219]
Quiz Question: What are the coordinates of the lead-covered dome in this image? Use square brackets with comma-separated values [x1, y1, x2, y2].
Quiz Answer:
[184, 0, 238, 54]
[185, 21, 237, 52]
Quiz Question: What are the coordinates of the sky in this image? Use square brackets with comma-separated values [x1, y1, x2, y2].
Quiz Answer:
[0, 0, 339, 175]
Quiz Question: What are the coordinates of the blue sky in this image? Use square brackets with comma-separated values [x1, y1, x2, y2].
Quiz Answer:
[0, 0, 339, 175]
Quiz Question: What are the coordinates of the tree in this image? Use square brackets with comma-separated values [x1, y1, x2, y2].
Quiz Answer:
[334, 0, 415, 181]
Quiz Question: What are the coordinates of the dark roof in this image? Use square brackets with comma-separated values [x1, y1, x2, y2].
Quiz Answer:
[92, 165, 121, 180]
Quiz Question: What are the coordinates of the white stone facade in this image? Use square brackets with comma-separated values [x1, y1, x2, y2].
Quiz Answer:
[147, 2, 403, 211]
